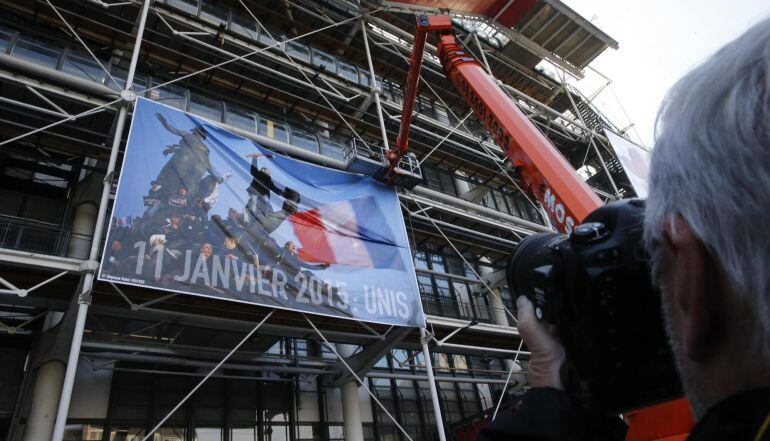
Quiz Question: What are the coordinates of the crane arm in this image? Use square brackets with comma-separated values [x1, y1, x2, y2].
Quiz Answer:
[391, 15, 602, 233]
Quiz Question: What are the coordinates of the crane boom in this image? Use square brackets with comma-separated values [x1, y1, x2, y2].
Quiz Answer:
[390, 14, 693, 439]
[391, 15, 602, 233]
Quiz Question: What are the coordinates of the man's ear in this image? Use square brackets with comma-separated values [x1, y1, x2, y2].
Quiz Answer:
[663, 215, 721, 362]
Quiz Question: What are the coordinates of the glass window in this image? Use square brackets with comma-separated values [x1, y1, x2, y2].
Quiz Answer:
[108, 427, 145, 440]
[0, 25, 17, 54]
[165, 0, 198, 15]
[336, 60, 359, 83]
[359, 69, 370, 88]
[199, 2, 228, 26]
[434, 277, 452, 298]
[290, 127, 319, 153]
[430, 253, 445, 272]
[440, 171, 457, 195]
[258, 116, 288, 143]
[60, 50, 107, 83]
[417, 274, 433, 295]
[231, 428, 258, 441]
[258, 25, 280, 47]
[195, 427, 223, 441]
[380, 79, 394, 102]
[11, 36, 62, 69]
[229, 14, 259, 41]
[311, 47, 336, 73]
[147, 83, 187, 109]
[319, 137, 345, 161]
[492, 190, 507, 213]
[434, 103, 450, 125]
[391, 82, 404, 105]
[285, 40, 311, 63]
[445, 256, 465, 276]
[107, 67, 148, 93]
[63, 424, 103, 441]
[481, 188, 496, 209]
[225, 103, 257, 133]
[504, 194, 519, 216]
[514, 193, 539, 222]
[417, 95, 435, 119]
[413, 250, 429, 270]
[189, 93, 223, 122]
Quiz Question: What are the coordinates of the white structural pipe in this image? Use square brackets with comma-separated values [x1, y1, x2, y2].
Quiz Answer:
[21, 360, 65, 441]
[410, 186, 554, 233]
[50, 1, 152, 439]
[337, 343, 365, 441]
[360, 16, 390, 151]
[420, 328, 447, 441]
[0, 53, 118, 98]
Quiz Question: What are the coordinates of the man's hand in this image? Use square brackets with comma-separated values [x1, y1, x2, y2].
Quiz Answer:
[517, 295, 566, 390]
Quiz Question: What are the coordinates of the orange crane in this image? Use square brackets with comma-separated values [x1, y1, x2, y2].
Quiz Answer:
[388, 15, 601, 234]
[389, 14, 693, 440]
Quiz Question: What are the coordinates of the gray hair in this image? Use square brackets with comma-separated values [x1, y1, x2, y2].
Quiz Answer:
[644, 18, 770, 360]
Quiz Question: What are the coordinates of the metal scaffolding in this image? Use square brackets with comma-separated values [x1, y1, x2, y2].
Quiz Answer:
[0, 0, 638, 439]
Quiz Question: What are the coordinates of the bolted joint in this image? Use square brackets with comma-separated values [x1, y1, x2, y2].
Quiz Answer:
[79, 260, 99, 273]
[120, 89, 137, 102]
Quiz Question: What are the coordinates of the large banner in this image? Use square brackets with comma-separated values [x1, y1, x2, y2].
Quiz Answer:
[99, 98, 424, 327]
[604, 130, 652, 198]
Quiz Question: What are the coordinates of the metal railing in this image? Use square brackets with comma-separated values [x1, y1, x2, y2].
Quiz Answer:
[0, 215, 92, 259]
[421, 295, 500, 324]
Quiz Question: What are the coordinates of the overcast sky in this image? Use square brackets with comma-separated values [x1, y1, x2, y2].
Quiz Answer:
[559, 0, 769, 147]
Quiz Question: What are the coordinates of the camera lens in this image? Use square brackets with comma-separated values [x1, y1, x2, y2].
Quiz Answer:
[507, 232, 564, 307]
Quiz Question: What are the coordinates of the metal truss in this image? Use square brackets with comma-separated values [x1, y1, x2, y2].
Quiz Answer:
[0, 271, 70, 298]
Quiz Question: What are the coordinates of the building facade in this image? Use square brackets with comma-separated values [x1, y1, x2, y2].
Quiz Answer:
[0, 0, 635, 440]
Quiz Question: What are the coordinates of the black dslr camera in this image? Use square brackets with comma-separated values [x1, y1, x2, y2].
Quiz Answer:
[507, 199, 682, 414]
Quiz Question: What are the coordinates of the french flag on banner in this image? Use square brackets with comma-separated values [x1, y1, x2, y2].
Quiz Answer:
[288, 197, 404, 270]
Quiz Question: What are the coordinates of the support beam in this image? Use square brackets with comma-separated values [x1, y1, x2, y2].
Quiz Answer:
[332, 326, 412, 386]
[51, 1, 152, 439]
[336, 344, 365, 441]
[457, 183, 491, 203]
[420, 328, 447, 441]
[21, 360, 65, 441]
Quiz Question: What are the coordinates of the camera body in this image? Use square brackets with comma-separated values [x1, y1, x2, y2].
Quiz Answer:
[508, 199, 682, 414]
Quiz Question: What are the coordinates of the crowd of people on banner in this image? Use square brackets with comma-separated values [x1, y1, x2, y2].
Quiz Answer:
[102, 113, 345, 312]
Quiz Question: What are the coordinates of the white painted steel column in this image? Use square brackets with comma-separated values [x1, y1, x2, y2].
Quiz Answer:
[336, 344, 364, 441]
[50, 1, 151, 439]
[21, 360, 66, 441]
[420, 328, 447, 441]
[66, 202, 97, 259]
[488, 290, 510, 328]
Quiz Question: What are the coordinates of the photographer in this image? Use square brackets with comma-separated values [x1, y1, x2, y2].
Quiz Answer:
[480, 18, 770, 441]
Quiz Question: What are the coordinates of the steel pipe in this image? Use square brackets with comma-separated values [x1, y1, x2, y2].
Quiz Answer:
[367, 371, 513, 385]
[51, 1, 151, 439]
[410, 186, 553, 233]
[81, 351, 329, 375]
[421, 328, 447, 441]
[0, 53, 118, 98]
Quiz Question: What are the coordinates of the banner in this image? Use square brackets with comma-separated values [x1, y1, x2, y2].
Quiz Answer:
[99, 98, 424, 327]
[604, 130, 652, 198]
